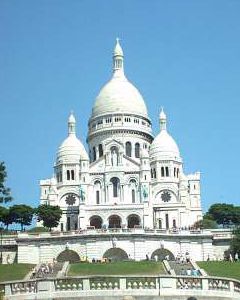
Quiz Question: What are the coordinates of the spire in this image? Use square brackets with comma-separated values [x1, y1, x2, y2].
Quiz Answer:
[113, 38, 124, 76]
[159, 107, 167, 131]
[68, 111, 76, 136]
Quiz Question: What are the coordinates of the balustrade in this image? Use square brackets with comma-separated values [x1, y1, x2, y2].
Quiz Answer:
[208, 279, 230, 291]
[55, 278, 83, 291]
[126, 277, 156, 289]
[90, 277, 120, 290]
[176, 277, 202, 289]
[10, 281, 37, 295]
[1, 276, 240, 299]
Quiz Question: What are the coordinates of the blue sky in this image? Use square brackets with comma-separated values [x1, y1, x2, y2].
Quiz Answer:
[0, 0, 240, 212]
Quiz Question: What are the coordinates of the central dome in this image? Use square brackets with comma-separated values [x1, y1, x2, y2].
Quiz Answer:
[92, 76, 148, 118]
[91, 39, 148, 119]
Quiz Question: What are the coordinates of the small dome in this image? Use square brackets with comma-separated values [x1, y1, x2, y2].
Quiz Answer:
[150, 109, 181, 160]
[57, 135, 88, 162]
[92, 76, 148, 118]
[57, 113, 89, 163]
[150, 130, 180, 158]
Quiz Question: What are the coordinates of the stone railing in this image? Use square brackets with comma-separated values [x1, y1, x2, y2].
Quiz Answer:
[2, 275, 240, 299]
[18, 228, 214, 239]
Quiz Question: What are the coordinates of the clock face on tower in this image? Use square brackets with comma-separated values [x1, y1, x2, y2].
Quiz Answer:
[161, 191, 171, 202]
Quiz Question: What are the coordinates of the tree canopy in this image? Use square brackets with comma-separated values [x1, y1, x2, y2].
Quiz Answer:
[229, 229, 240, 257]
[9, 205, 34, 231]
[194, 214, 218, 229]
[36, 204, 62, 231]
[0, 162, 12, 203]
[207, 203, 240, 226]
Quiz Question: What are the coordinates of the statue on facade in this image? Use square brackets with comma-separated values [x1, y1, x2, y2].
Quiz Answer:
[111, 149, 118, 166]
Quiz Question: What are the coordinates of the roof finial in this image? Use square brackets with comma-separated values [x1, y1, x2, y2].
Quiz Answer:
[68, 111, 76, 136]
[113, 38, 124, 76]
[159, 107, 167, 131]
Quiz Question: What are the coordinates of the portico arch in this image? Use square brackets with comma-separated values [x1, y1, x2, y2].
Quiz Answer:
[127, 214, 141, 228]
[151, 248, 175, 261]
[90, 215, 103, 229]
[57, 249, 80, 263]
[108, 215, 121, 228]
[103, 248, 128, 261]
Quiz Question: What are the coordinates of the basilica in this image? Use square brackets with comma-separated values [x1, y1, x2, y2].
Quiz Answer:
[39, 40, 202, 231]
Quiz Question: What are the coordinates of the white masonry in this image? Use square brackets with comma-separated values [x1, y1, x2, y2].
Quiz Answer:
[39, 40, 203, 232]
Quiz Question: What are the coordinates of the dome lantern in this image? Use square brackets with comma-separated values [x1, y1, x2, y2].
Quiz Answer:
[159, 107, 167, 131]
[68, 111, 76, 136]
[113, 38, 124, 77]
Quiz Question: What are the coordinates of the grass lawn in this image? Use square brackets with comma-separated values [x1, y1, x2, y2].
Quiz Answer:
[197, 261, 240, 281]
[69, 261, 165, 276]
[0, 264, 35, 282]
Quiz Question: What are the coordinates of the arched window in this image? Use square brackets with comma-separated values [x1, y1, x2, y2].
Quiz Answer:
[161, 167, 165, 177]
[154, 168, 156, 178]
[165, 213, 169, 229]
[158, 219, 162, 229]
[151, 169, 153, 178]
[165, 167, 169, 177]
[96, 191, 100, 204]
[173, 219, 176, 228]
[71, 170, 74, 180]
[99, 144, 103, 157]
[110, 177, 120, 197]
[177, 168, 179, 178]
[93, 147, 96, 161]
[131, 189, 135, 203]
[67, 170, 70, 180]
[94, 180, 101, 204]
[126, 142, 132, 157]
[174, 167, 176, 177]
[135, 143, 140, 158]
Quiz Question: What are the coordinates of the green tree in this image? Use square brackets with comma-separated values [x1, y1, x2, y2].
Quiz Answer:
[0, 162, 13, 203]
[208, 203, 239, 226]
[0, 206, 13, 230]
[36, 204, 62, 231]
[9, 205, 34, 231]
[194, 214, 218, 229]
[0, 206, 8, 227]
[230, 229, 240, 257]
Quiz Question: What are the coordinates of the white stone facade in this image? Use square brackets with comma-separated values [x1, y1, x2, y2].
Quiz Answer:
[39, 40, 202, 232]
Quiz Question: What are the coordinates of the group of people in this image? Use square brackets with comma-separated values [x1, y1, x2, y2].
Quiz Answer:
[180, 268, 201, 276]
[79, 256, 111, 263]
[31, 262, 55, 278]
[175, 252, 191, 264]
[207, 252, 239, 262]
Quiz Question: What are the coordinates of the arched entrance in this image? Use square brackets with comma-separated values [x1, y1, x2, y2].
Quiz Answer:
[57, 249, 80, 263]
[108, 215, 121, 228]
[90, 215, 103, 229]
[127, 214, 141, 228]
[103, 248, 128, 261]
[151, 248, 175, 261]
